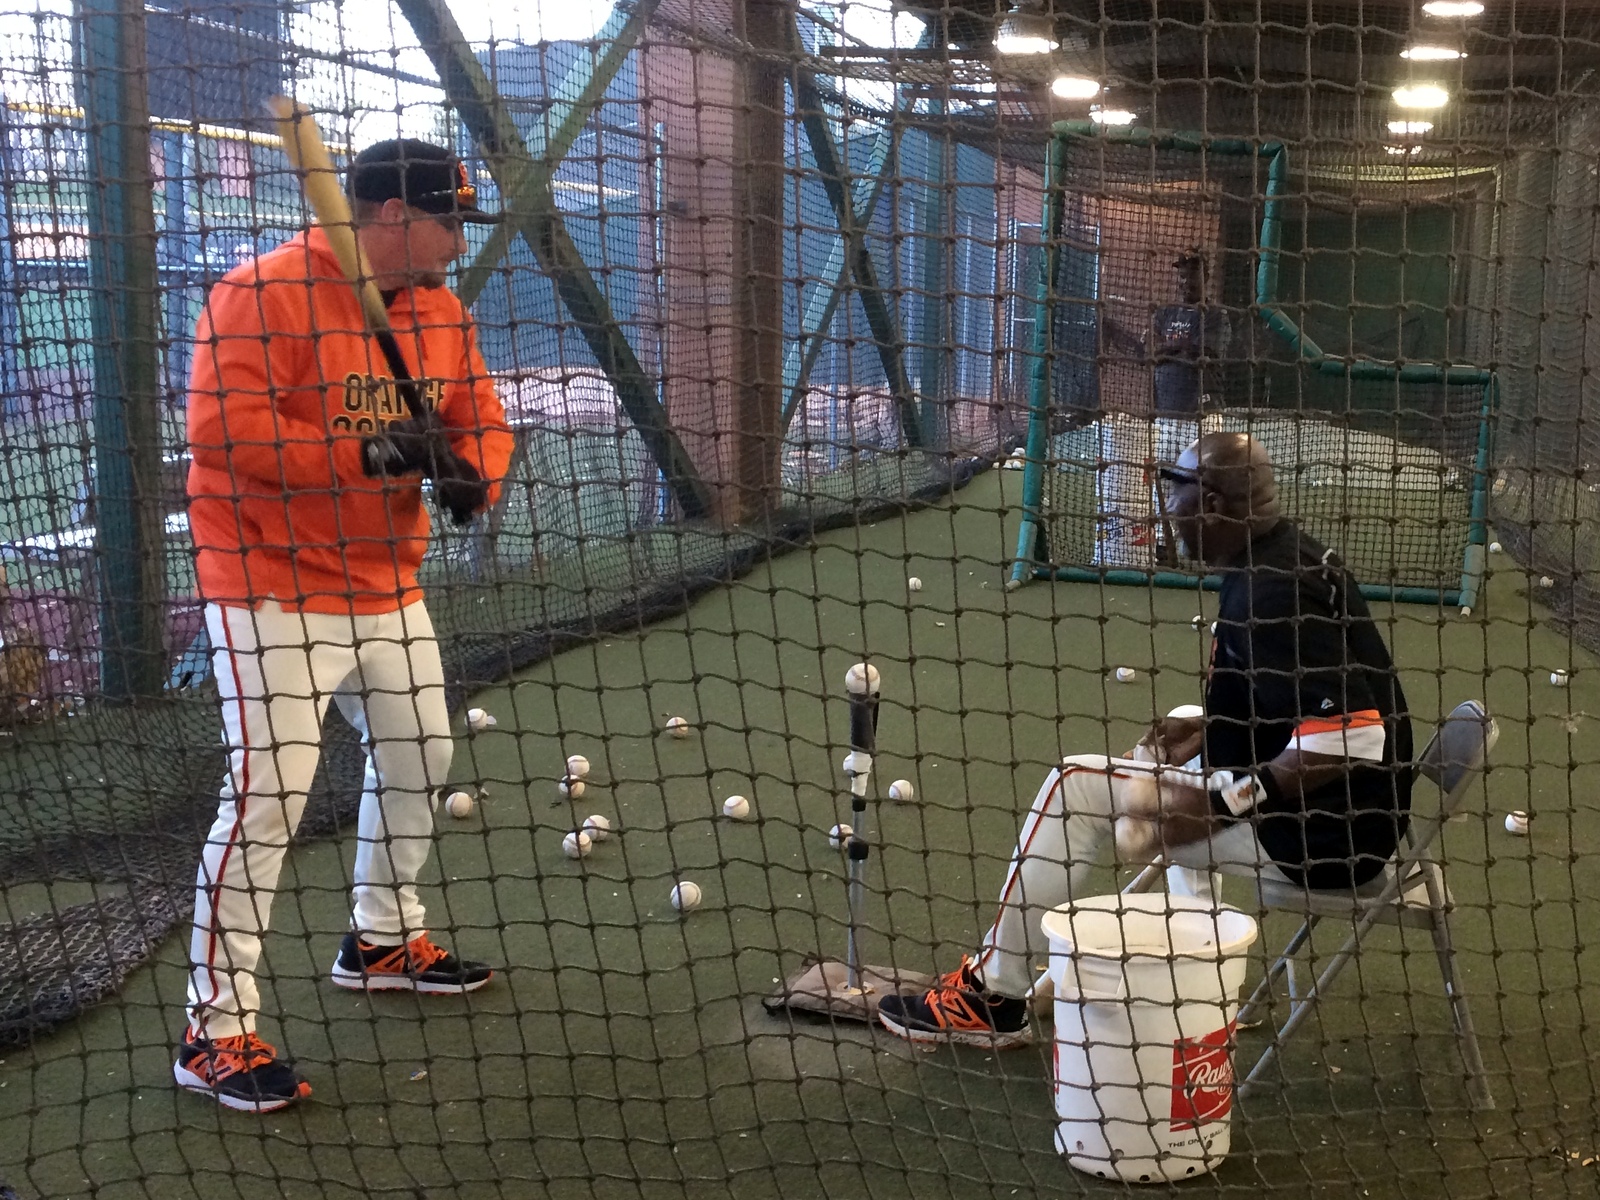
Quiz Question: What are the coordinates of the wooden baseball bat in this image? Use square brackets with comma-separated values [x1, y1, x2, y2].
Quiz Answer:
[264, 95, 426, 422]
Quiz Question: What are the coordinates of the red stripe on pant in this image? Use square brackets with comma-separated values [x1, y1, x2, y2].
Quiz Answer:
[984, 761, 1139, 945]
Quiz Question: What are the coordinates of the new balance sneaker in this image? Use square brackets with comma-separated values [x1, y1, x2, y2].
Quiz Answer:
[173, 1029, 311, 1113]
[877, 958, 1032, 1049]
[329, 933, 493, 994]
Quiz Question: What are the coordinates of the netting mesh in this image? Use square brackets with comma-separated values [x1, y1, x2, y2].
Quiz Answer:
[0, 0, 1596, 1196]
[1024, 134, 1493, 598]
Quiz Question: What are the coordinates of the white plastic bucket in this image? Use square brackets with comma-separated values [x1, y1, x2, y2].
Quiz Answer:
[1042, 893, 1260, 1184]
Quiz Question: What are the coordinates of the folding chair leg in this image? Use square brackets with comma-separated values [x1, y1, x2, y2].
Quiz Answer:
[1237, 916, 1316, 1029]
[1121, 858, 1166, 895]
[1423, 865, 1495, 1110]
[1243, 908, 1385, 1096]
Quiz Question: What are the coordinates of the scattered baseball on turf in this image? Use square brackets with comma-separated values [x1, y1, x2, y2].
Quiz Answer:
[722, 795, 751, 820]
[559, 776, 586, 800]
[1489, 541, 1503, 554]
[561, 830, 593, 859]
[907, 576, 923, 592]
[665, 716, 690, 739]
[444, 790, 474, 819]
[465, 707, 497, 732]
[1504, 810, 1530, 836]
[828, 823, 853, 849]
[670, 881, 702, 912]
[581, 814, 611, 841]
[889, 779, 915, 804]
[1191, 614, 1204, 629]
[566, 754, 591, 779]
[1210, 621, 1218, 635]
[1539, 576, 1555, 589]
[1550, 669, 1570, 687]
[1115, 666, 1136, 683]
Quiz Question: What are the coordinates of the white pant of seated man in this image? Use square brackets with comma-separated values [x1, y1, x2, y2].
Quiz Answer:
[187, 599, 452, 1038]
[973, 754, 1291, 999]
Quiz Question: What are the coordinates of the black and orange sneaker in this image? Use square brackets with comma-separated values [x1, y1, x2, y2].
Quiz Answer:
[173, 1028, 311, 1113]
[877, 958, 1031, 1049]
[329, 933, 493, 994]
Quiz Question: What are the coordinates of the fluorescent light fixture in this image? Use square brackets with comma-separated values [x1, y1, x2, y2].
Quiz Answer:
[1385, 145, 1423, 156]
[1387, 120, 1434, 135]
[1421, 1, 1484, 16]
[1090, 106, 1136, 126]
[1050, 75, 1100, 100]
[994, 1, 1057, 55]
[1402, 45, 1464, 60]
[1393, 84, 1450, 109]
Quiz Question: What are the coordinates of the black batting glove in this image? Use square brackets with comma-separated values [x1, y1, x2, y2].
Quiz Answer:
[360, 412, 453, 479]
[432, 455, 491, 526]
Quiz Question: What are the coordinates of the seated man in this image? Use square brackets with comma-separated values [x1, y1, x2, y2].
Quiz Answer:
[878, 432, 1413, 1048]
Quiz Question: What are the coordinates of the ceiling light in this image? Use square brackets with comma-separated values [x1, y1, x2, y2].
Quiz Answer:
[1393, 84, 1450, 109]
[994, 1, 1058, 56]
[1421, 1, 1484, 16]
[1090, 106, 1136, 126]
[1051, 75, 1100, 100]
[1387, 120, 1434, 135]
[1385, 145, 1423, 156]
[1402, 45, 1465, 61]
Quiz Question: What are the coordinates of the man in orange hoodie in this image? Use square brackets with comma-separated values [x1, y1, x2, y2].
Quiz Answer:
[174, 139, 514, 1113]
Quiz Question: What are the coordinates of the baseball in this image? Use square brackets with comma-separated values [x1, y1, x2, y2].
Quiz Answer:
[444, 790, 474, 819]
[581, 814, 611, 841]
[828, 823, 853, 849]
[670, 881, 702, 912]
[1504, 810, 1529, 836]
[559, 776, 585, 800]
[1115, 667, 1136, 683]
[722, 795, 751, 820]
[561, 830, 592, 859]
[888, 779, 915, 804]
[1539, 576, 1555, 589]
[845, 663, 880, 695]
[466, 707, 496, 732]
[665, 716, 690, 739]
[907, 576, 923, 592]
[566, 754, 591, 780]
[1191, 614, 1204, 629]
[1550, 669, 1570, 687]
[1210, 622, 1218, 635]
[1489, 542, 1503, 554]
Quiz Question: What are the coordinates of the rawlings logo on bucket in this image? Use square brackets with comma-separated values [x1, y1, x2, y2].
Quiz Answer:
[1170, 1023, 1236, 1131]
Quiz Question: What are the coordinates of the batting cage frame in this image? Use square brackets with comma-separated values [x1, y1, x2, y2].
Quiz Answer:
[1009, 122, 1498, 613]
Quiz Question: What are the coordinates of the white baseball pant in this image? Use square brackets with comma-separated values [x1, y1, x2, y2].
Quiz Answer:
[1093, 410, 1221, 568]
[187, 599, 452, 1038]
[973, 754, 1290, 998]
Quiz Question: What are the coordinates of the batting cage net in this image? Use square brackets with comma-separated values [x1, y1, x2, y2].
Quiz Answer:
[1013, 132, 1497, 606]
[0, 0, 1595, 1197]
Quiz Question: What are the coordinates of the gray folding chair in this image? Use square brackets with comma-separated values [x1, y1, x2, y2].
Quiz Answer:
[1125, 700, 1498, 1109]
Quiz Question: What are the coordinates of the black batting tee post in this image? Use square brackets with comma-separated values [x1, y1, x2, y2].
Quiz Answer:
[842, 662, 880, 993]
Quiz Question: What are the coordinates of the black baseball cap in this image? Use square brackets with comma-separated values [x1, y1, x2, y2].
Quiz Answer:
[346, 139, 499, 224]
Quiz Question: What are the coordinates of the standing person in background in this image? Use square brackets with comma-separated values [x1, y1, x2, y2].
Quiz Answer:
[1096, 249, 1234, 566]
[175, 139, 515, 1113]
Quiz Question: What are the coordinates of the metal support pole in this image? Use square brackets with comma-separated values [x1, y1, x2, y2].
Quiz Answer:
[395, 0, 712, 521]
[458, 0, 661, 306]
[916, 102, 951, 450]
[792, 30, 921, 448]
[73, 0, 166, 698]
[733, 0, 787, 523]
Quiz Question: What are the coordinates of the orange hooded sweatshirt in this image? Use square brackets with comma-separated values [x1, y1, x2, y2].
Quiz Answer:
[186, 227, 514, 613]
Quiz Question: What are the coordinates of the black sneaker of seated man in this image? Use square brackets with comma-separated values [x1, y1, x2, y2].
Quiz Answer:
[878, 957, 1031, 1048]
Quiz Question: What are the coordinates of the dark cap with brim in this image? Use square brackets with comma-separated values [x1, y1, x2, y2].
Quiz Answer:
[346, 138, 499, 224]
